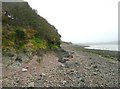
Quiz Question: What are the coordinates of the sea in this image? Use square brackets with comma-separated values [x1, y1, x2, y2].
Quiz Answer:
[83, 42, 119, 51]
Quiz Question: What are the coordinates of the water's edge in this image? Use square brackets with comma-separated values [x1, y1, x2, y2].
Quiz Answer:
[84, 44, 118, 51]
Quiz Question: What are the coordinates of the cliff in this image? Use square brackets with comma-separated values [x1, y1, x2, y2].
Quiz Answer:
[2, 2, 61, 55]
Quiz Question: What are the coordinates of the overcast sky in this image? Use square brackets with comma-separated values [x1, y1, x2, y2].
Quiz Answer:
[24, 0, 119, 43]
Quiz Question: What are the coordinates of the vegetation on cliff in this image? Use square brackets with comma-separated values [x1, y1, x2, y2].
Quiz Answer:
[2, 2, 61, 54]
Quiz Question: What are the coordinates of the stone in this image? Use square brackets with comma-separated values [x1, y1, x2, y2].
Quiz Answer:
[28, 82, 34, 87]
[35, 73, 37, 76]
[67, 54, 73, 58]
[40, 73, 46, 76]
[70, 51, 74, 54]
[58, 57, 69, 63]
[22, 68, 28, 72]
[15, 56, 22, 62]
[64, 63, 70, 68]
[62, 80, 67, 84]
[89, 57, 92, 59]
[26, 66, 29, 69]
[58, 59, 64, 63]
[70, 69, 74, 72]
[61, 64, 65, 67]
[80, 78, 85, 82]
[95, 68, 99, 71]
[63, 58, 69, 61]
[86, 67, 90, 70]
[93, 72, 97, 75]
[16, 80, 20, 83]
[11, 55, 17, 60]
[93, 65, 97, 69]
[75, 61, 80, 66]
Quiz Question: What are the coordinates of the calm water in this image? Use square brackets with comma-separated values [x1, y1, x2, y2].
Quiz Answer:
[85, 44, 119, 51]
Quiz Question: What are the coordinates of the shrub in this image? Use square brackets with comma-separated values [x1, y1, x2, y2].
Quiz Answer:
[30, 37, 47, 50]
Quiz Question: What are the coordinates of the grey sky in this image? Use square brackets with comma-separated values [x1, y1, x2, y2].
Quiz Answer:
[0, 0, 24, 2]
[25, 0, 118, 43]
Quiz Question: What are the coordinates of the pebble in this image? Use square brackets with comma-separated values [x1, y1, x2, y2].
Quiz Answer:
[95, 68, 99, 71]
[28, 82, 34, 87]
[62, 80, 67, 84]
[93, 65, 97, 68]
[86, 67, 90, 70]
[11, 55, 17, 60]
[70, 69, 74, 72]
[80, 78, 85, 82]
[22, 68, 28, 72]
[67, 54, 73, 58]
[93, 72, 97, 75]
[41, 73, 46, 76]
[35, 73, 37, 76]
[3, 47, 118, 87]
[89, 57, 92, 59]
[61, 64, 65, 67]
[26, 66, 29, 69]
[15, 56, 22, 62]
[16, 80, 19, 83]
[63, 58, 69, 61]
[75, 61, 80, 65]
[49, 76, 51, 78]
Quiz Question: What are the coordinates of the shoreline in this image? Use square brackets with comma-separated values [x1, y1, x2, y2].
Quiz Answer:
[85, 47, 119, 52]
[71, 43, 119, 61]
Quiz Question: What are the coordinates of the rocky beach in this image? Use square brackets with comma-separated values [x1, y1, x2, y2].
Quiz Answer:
[2, 43, 119, 87]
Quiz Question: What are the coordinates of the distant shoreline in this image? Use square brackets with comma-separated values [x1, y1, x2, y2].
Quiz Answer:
[73, 42, 118, 52]
[65, 43, 119, 61]
[84, 46, 119, 52]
